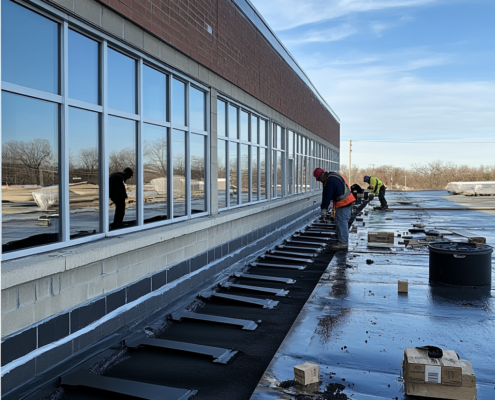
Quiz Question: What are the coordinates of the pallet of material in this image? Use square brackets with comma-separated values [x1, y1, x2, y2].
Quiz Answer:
[368, 231, 394, 244]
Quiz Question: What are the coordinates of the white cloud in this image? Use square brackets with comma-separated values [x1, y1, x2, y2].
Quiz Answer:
[284, 23, 358, 44]
[250, 0, 438, 31]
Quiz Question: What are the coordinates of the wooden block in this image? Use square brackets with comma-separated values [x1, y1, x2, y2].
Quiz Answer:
[398, 280, 408, 293]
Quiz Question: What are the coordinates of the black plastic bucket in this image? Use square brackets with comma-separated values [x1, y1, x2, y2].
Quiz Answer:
[429, 242, 492, 286]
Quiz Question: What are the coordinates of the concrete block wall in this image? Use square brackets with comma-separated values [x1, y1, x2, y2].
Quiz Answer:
[46, 0, 340, 148]
[1, 194, 321, 395]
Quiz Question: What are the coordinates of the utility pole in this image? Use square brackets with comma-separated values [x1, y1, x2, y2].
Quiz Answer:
[348, 139, 352, 183]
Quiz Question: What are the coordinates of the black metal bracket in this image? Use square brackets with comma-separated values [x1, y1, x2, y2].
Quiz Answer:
[259, 254, 314, 263]
[276, 244, 323, 253]
[61, 369, 197, 399]
[170, 309, 259, 330]
[249, 261, 306, 270]
[285, 239, 328, 247]
[234, 272, 296, 284]
[125, 333, 237, 364]
[220, 282, 289, 297]
[268, 249, 317, 258]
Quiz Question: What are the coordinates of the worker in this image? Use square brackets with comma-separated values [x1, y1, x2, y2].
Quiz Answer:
[364, 175, 387, 209]
[109, 167, 133, 229]
[314, 168, 355, 251]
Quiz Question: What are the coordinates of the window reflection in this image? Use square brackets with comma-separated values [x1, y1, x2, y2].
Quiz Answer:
[69, 30, 99, 104]
[190, 87, 205, 131]
[240, 111, 249, 142]
[69, 108, 100, 236]
[2, 0, 59, 94]
[217, 139, 227, 209]
[107, 116, 136, 229]
[251, 115, 258, 144]
[191, 134, 206, 213]
[260, 120, 266, 147]
[143, 124, 168, 223]
[108, 48, 136, 114]
[172, 130, 186, 217]
[172, 79, 186, 127]
[228, 105, 238, 139]
[260, 149, 266, 200]
[143, 65, 167, 121]
[217, 100, 226, 137]
[251, 147, 258, 201]
[271, 150, 277, 198]
[2, 92, 60, 252]
[229, 142, 238, 205]
[277, 150, 282, 197]
[241, 144, 249, 203]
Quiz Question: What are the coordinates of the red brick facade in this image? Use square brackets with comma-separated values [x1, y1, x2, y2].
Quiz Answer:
[99, 0, 340, 147]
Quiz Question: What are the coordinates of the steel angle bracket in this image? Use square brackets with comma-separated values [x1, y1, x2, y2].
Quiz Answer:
[249, 261, 306, 270]
[285, 239, 328, 247]
[221, 282, 289, 297]
[234, 272, 296, 284]
[125, 334, 237, 364]
[268, 249, 317, 258]
[61, 370, 197, 400]
[201, 291, 279, 309]
[294, 233, 335, 240]
[170, 309, 259, 330]
[260, 254, 314, 263]
[277, 244, 323, 253]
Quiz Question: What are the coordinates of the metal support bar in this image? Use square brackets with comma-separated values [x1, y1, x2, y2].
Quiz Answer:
[268, 249, 317, 258]
[61, 370, 197, 400]
[304, 229, 337, 236]
[249, 262, 306, 270]
[234, 272, 296, 284]
[276, 245, 322, 253]
[170, 309, 259, 330]
[285, 239, 328, 247]
[293, 233, 334, 241]
[201, 291, 279, 309]
[125, 334, 237, 364]
[259, 254, 314, 263]
[221, 282, 289, 297]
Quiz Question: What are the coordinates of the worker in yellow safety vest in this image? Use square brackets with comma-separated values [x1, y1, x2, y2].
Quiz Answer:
[364, 175, 387, 209]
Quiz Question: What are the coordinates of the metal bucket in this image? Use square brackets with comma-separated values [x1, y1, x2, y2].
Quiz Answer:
[429, 243, 492, 286]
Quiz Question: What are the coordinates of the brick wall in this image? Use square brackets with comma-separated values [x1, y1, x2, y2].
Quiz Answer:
[97, 0, 340, 147]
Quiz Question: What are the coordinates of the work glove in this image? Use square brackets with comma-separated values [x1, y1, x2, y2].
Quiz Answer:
[320, 209, 328, 220]
[368, 193, 375, 201]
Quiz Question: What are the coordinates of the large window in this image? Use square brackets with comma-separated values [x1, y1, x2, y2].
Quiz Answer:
[1, 0, 209, 258]
[217, 97, 268, 210]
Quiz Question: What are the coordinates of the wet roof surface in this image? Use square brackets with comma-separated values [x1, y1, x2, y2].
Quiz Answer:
[251, 191, 495, 400]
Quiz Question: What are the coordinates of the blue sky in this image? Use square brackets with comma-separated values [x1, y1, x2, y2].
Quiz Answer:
[249, 0, 495, 168]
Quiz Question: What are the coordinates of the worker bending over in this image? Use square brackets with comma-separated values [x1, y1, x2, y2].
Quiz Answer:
[364, 175, 387, 209]
[314, 168, 355, 251]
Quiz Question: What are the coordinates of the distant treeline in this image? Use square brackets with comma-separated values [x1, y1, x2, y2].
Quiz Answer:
[340, 161, 495, 190]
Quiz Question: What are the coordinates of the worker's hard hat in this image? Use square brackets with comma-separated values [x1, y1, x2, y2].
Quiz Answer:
[363, 175, 370, 183]
[313, 168, 325, 180]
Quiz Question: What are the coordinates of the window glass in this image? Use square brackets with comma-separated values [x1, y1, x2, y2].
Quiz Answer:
[228, 105, 238, 139]
[2, 92, 60, 252]
[229, 142, 238, 205]
[288, 131, 294, 159]
[172, 129, 186, 217]
[69, 108, 100, 236]
[108, 48, 136, 113]
[260, 149, 267, 200]
[69, 30, 99, 104]
[272, 125, 277, 148]
[259, 120, 266, 147]
[277, 125, 282, 149]
[217, 139, 227, 209]
[2, 0, 59, 94]
[217, 100, 226, 137]
[271, 150, 277, 198]
[241, 144, 249, 203]
[143, 124, 168, 223]
[251, 115, 258, 144]
[251, 147, 258, 201]
[172, 79, 186, 126]
[107, 116, 136, 229]
[190, 87, 205, 131]
[277, 150, 282, 197]
[143, 65, 167, 121]
[240, 111, 249, 142]
[191, 134, 206, 213]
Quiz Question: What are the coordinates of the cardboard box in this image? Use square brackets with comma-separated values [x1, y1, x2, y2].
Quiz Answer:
[398, 280, 408, 293]
[294, 362, 319, 385]
[403, 359, 476, 399]
[368, 231, 394, 244]
[404, 348, 462, 386]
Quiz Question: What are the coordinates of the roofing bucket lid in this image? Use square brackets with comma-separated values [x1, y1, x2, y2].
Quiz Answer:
[429, 242, 493, 255]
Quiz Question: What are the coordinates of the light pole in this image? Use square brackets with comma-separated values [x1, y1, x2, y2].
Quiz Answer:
[404, 175, 407, 190]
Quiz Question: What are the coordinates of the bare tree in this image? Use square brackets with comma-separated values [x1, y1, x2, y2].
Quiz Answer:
[78, 147, 99, 182]
[144, 139, 167, 177]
